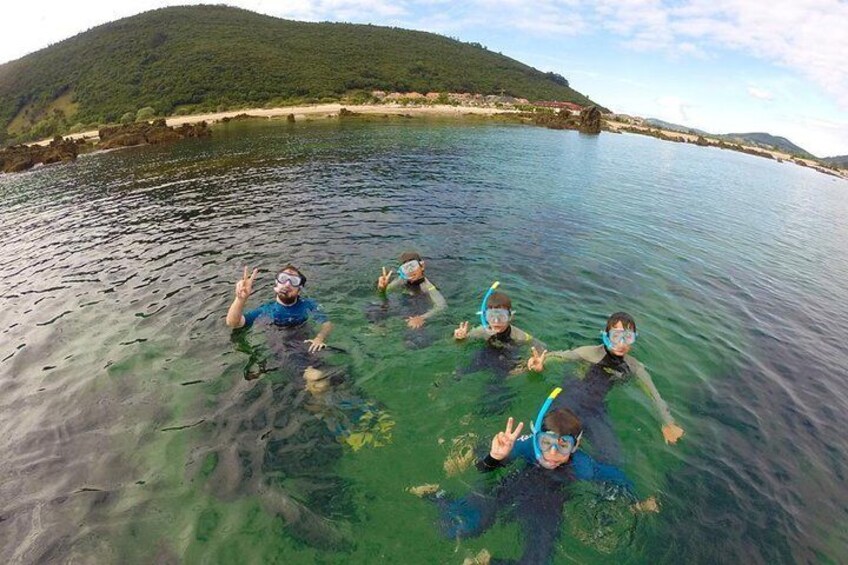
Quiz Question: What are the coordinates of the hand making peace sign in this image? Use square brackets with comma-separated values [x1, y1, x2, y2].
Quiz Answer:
[489, 417, 524, 461]
[377, 266, 394, 291]
[235, 266, 258, 301]
[527, 346, 548, 372]
[453, 321, 470, 340]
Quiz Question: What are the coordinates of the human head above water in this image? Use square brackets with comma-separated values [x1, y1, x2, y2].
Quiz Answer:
[604, 311, 637, 357]
[537, 407, 583, 468]
[398, 251, 425, 282]
[485, 291, 512, 333]
[275, 264, 305, 304]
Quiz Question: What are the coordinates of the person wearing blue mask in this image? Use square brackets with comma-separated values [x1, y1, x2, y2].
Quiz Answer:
[425, 389, 658, 564]
[527, 312, 684, 462]
[452, 289, 546, 414]
[375, 251, 447, 329]
[453, 289, 546, 349]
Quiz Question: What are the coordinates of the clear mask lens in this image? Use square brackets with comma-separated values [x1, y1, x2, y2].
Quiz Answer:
[607, 329, 636, 346]
[398, 260, 421, 277]
[536, 432, 577, 455]
[276, 272, 303, 288]
[485, 308, 511, 325]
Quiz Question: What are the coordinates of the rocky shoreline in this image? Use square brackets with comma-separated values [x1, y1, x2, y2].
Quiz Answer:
[2, 119, 210, 174]
[5, 104, 845, 181]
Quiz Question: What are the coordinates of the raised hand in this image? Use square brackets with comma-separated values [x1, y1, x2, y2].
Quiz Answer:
[662, 422, 685, 444]
[235, 266, 258, 301]
[454, 321, 470, 340]
[377, 266, 394, 291]
[527, 346, 548, 372]
[489, 417, 524, 461]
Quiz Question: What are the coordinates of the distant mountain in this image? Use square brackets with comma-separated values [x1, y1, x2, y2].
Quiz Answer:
[644, 118, 708, 136]
[719, 132, 814, 159]
[0, 5, 601, 145]
[822, 155, 848, 169]
[644, 119, 815, 158]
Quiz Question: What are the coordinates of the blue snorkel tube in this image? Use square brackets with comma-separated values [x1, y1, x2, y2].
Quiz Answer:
[531, 387, 563, 462]
[478, 281, 500, 329]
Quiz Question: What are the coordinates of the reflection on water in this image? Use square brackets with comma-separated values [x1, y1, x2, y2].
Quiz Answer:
[1, 120, 847, 563]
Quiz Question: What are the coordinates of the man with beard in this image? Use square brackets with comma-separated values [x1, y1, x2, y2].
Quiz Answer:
[226, 264, 332, 353]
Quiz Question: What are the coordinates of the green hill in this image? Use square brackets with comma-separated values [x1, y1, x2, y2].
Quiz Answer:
[822, 155, 848, 169]
[0, 5, 601, 145]
[718, 132, 814, 158]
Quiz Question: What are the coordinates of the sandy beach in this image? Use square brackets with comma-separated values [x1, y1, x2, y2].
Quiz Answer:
[40, 103, 518, 145]
[28, 104, 846, 181]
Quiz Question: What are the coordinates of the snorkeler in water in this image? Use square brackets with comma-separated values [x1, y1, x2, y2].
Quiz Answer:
[527, 312, 685, 461]
[452, 287, 546, 414]
[453, 284, 545, 349]
[426, 389, 657, 564]
[374, 251, 447, 329]
[226, 264, 332, 350]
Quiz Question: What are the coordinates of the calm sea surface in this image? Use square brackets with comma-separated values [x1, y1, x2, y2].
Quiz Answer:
[1, 119, 847, 564]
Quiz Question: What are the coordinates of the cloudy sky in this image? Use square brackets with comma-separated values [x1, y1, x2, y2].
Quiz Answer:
[3, 0, 847, 156]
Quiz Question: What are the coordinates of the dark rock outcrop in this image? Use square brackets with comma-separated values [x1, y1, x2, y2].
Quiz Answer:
[533, 110, 579, 130]
[98, 119, 210, 149]
[578, 106, 602, 134]
[0, 136, 80, 174]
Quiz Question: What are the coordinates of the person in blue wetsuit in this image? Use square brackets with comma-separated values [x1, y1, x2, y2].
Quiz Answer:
[226, 264, 334, 385]
[431, 389, 657, 565]
[528, 312, 684, 463]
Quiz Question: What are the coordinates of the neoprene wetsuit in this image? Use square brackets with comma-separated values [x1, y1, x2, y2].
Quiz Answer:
[434, 435, 635, 564]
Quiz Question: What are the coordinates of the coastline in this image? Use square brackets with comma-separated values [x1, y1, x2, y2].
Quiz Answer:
[26, 104, 847, 181]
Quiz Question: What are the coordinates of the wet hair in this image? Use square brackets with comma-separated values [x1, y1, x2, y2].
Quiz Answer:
[543, 407, 582, 437]
[605, 311, 636, 332]
[399, 251, 422, 264]
[486, 291, 512, 311]
[279, 264, 306, 286]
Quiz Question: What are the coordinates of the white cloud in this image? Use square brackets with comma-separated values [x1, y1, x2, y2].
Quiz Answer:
[655, 95, 692, 123]
[595, 0, 848, 109]
[747, 86, 774, 101]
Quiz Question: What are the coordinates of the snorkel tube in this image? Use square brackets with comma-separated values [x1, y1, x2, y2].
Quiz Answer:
[531, 387, 563, 462]
[478, 281, 500, 329]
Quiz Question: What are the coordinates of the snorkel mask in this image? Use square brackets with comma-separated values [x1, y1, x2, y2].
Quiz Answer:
[601, 328, 638, 350]
[530, 388, 583, 467]
[485, 308, 511, 327]
[397, 259, 422, 280]
[274, 271, 304, 294]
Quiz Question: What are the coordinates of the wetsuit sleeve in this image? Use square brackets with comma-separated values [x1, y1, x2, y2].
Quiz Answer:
[466, 326, 489, 340]
[475, 435, 534, 472]
[630, 358, 674, 425]
[421, 279, 447, 319]
[511, 326, 547, 351]
[382, 277, 403, 294]
[547, 345, 605, 364]
[306, 299, 329, 324]
[571, 451, 636, 496]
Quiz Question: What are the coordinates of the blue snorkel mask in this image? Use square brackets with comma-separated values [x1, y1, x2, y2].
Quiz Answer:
[530, 387, 583, 465]
[397, 259, 422, 280]
[478, 281, 500, 329]
[601, 328, 638, 349]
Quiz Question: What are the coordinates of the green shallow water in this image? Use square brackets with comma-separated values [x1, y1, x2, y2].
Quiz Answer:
[1, 119, 847, 563]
